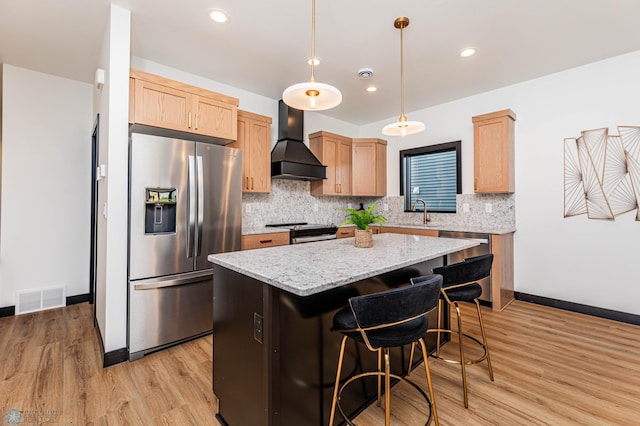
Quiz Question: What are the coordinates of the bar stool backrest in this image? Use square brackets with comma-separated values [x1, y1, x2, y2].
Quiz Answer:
[432, 254, 493, 287]
[348, 274, 442, 335]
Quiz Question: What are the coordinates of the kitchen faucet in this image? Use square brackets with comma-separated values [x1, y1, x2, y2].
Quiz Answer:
[412, 199, 431, 224]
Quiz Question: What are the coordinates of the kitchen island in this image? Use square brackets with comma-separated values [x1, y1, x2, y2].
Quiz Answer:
[208, 233, 479, 426]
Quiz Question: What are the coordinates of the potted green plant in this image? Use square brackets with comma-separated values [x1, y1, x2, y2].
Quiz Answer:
[339, 200, 387, 248]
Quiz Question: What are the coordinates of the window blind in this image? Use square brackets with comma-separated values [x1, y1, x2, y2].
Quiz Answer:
[406, 150, 457, 213]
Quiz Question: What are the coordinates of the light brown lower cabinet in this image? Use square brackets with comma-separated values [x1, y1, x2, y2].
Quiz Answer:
[490, 232, 515, 311]
[336, 227, 355, 238]
[380, 226, 439, 237]
[336, 227, 381, 239]
[241, 232, 290, 250]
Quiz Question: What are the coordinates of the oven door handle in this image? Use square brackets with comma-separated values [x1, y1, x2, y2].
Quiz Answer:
[292, 234, 337, 244]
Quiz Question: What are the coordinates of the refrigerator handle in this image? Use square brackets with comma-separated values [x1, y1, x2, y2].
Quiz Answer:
[187, 155, 196, 259]
[196, 155, 205, 256]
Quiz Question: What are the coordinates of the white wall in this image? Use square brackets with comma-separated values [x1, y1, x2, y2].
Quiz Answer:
[93, 4, 131, 352]
[362, 50, 640, 315]
[1, 64, 92, 307]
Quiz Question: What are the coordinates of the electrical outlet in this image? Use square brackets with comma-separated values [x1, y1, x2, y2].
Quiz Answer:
[485, 203, 493, 213]
[383, 203, 389, 211]
[254, 313, 263, 344]
[347, 203, 353, 209]
[463, 203, 470, 213]
[313, 204, 319, 212]
[245, 203, 252, 213]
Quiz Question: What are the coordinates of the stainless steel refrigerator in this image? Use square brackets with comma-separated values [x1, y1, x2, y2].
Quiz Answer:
[128, 132, 242, 360]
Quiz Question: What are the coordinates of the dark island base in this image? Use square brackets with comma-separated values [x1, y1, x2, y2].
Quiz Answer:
[213, 258, 447, 426]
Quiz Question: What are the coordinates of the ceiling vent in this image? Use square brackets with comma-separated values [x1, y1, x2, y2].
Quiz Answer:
[358, 68, 374, 80]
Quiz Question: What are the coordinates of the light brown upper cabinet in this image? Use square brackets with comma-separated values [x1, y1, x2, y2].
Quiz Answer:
[228, 110, 272, 193]
[351, 138, 387, 196]
[309, 131, 352, 196]
[472, 109, 516, 193]
[129, 69, 238, 141]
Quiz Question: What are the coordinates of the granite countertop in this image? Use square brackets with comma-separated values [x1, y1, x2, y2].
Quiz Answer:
[208, 233, 479, 297]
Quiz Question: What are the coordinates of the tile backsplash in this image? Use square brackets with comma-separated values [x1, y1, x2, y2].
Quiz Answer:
[242, 179, 514, 229]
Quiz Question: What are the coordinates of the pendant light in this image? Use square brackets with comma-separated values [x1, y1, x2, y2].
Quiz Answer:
[382, 17, 425, 136]
[282, 0, 342, 111]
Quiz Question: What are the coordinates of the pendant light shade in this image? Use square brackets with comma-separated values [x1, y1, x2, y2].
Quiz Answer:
[282, 0, 342, 111]
[382, 17, 425, 136]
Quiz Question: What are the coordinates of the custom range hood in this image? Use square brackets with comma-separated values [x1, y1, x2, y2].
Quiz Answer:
[271, 100, 327, 181]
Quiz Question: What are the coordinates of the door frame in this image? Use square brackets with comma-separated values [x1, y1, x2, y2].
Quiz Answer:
[90, 114, 99, 317]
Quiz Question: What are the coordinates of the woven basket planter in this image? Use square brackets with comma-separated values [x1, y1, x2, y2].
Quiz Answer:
[354, 229, 374, 248]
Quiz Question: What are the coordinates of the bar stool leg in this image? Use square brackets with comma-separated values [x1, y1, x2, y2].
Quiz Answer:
[475, 299, 494, 381]
[329, 335, 348, 426]
[407, 342, 415, 377]
[418, 338, 439, 426]
[454, 301, 470, 408]
[377, 348, 383, 406]
[384, 348, 391, 426]
[436, 299, 443, 357]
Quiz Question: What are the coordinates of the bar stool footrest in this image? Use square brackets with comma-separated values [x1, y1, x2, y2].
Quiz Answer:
[336, 371, 434, 426]
[427, 328, 488, 365]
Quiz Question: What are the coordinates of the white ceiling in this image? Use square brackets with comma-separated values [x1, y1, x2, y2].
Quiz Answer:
[2, 0, 640, 125]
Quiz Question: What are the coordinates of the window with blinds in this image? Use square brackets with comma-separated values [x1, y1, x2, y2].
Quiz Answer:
[400, 141, 461, 213]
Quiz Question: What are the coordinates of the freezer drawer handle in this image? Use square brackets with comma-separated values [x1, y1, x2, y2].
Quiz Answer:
[134, 275, 208, 291]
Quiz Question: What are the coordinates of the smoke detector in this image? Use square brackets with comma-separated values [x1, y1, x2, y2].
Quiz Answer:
[357, 68, 374, 80]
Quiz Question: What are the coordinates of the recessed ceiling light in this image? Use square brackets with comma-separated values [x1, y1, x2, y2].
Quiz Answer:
[460, 47, 476, 57]
[366, 86, 377, 92]
[209, 9, 229, 23]
[307, 57, 320, 66]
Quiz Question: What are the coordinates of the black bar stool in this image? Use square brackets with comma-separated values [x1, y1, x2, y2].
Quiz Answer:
[409, 253, 494, 408]
[329, 274, 442, 426]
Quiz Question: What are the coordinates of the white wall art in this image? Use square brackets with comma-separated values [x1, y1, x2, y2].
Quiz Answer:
[564, 126, 640, 221]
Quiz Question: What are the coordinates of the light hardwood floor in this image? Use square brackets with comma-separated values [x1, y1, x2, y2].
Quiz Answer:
[1, 301, 639, 425]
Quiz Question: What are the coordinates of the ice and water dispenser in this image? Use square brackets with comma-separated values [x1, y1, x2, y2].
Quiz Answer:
[144, 188, 177, 234]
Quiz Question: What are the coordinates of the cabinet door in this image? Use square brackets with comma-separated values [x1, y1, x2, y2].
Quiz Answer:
[310, 131, 352, 196]
[352, 142, 377, 196]
[133, 80, 190, 132]
[312, 136, 338, 195]
[228, 119, 249, 190]
[336, 227, 355, 238]
[241, 233, 290, 250]
[352, 138, 387, 197]
[193, 95, 237, 140]
[473, 110, 515, 193]
[382, 227, 438, 237]
[232, 112, 272, 193]
[336, 139, 352, 195]
[247, 119, 271, 193]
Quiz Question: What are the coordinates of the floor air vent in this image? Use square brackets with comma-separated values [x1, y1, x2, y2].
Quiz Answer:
[16, 285, 66, 315]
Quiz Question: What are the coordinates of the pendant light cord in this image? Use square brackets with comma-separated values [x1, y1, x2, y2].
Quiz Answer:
[310, 0, 316, 83]
[400, 23, 405, 120]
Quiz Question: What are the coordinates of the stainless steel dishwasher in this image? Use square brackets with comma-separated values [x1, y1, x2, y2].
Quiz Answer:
[438, 231, 492, 304]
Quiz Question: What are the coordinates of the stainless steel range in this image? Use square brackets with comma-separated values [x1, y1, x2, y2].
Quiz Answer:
[265, 222, 338, 244]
